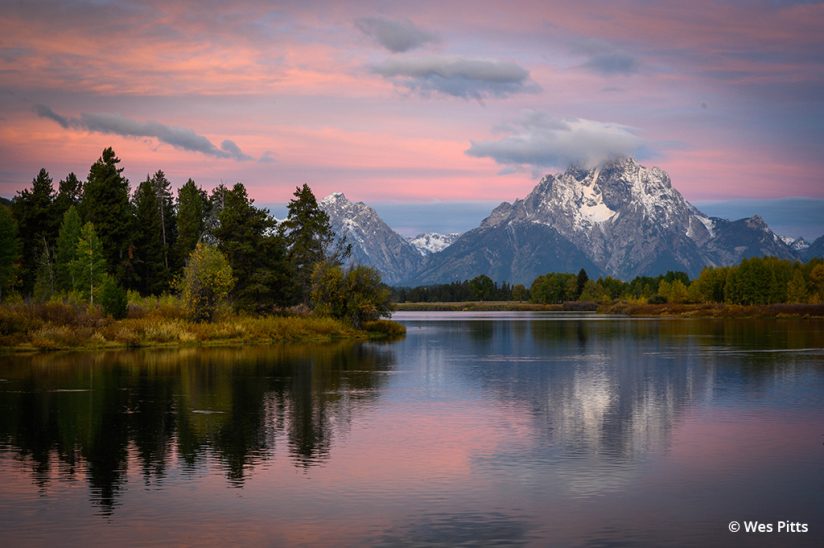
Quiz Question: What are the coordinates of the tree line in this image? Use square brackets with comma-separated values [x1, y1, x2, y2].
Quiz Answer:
[0, 147, 390, 326]
[394, 258, 824, 305]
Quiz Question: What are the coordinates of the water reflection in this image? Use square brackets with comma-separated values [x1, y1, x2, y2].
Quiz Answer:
[1, 315, 823, 546]
[398, 314, 824, 499]
[0, 343, 394, 513]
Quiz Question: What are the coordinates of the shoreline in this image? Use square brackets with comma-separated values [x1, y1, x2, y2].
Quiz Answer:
[0, 312, 405, 354]
[393, 301, 594, 312]
[4, 302, 823, 354]
[394, 301, 824, 318]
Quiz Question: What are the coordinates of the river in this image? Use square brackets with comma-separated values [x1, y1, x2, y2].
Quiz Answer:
[1, 312, 822, 546]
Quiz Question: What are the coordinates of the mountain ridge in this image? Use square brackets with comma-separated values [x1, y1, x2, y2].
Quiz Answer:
[319, 159, 820, 286]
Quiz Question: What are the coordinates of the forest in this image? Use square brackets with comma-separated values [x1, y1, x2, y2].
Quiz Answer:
[0, 147, 394, 342]
[394, 259, 824, 306]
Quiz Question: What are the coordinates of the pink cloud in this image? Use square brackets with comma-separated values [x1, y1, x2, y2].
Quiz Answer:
[0, 0, 822, 208]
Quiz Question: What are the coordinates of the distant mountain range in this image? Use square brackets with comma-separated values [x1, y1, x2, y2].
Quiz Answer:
[320, 159, 823, 286]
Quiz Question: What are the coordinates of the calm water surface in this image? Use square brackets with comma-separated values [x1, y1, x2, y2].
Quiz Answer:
[1, 312, 823, 546]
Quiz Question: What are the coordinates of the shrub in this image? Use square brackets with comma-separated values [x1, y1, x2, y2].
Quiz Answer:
[310, 263, 392, 328]
[363, 319, 406, 338]
[179, 243, 234, 322]
[100, 275, 128, 319]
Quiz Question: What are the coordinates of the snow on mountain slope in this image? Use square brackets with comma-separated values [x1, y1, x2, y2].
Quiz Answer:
[320, 193, 423, 285]
[407, 232, 461, 255]
[414, 158, 797, 283]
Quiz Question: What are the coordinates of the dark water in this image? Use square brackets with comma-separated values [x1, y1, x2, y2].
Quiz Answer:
[1, 312, 823, 546]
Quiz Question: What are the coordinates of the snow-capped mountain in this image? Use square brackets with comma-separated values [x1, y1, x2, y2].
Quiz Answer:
[780, 235, 810, 252]
[320, 193, 422, 285]
[411, 158, 797, 284]
[316, 161, 817, 286]
[407, 232, 461, 255]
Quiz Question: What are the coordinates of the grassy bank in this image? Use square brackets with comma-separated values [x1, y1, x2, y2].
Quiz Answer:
[598, 302, 824, 318]
[394, 300, 824, 318]
[0, 301, 405, 353]
[394, 301, 597, 312]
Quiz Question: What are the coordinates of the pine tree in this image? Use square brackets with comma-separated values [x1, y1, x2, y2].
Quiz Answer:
[81, 148, 133, 284]
[202, 184, 228, 244]
[53, 172, 84, 222]
[282, 184, 337, 304]
[132, 176, 168, 295]
[32, 237, 55, 302]
[150, 170, 176, 272]
[11, 168, 56, 293]
[576, 268, 589, 299]
[0, 205, 21, 300]
[70, 222, 107, 305]
[213, 183, 292, 311]
[174, 178, 206, 270]
[55, 206, 83, 292]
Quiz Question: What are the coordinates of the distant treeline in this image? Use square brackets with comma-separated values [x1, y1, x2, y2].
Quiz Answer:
[0, 148, 391, 327]
[394, 257, 824, 305]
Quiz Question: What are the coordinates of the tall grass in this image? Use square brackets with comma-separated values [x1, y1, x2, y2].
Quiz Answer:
[0, 296, 373, 352]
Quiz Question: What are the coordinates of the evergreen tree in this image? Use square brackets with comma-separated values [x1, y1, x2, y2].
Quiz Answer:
[576, 268, 589, 299]
[132, 176, 168, 295]
[0, 205, 21, 300]
[150, 170, 176, 272]
[55, 206, 83, 292]
[282, 184, 337, 303]
[11, 168, 56, 293]
[99, 275, 128, 319]
[81, 148, 133, 284]
[53, 172, 84, 222]
[70, 222, 107, 305]
[213, 183, 292, 311]
[174, 178, 206, 269]
[32, 238, 55, 302]
[202, 184, 228, 244]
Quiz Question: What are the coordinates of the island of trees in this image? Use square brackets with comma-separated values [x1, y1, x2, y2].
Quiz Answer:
[0, 148, 399, 350]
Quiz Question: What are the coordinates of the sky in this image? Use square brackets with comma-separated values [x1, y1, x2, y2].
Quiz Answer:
[1, 0, 823, 238]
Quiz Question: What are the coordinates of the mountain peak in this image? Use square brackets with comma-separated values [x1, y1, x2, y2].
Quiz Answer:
[746, 215, 768, 230]
[321, 192, 347, 205]
[527, 157, 685, 236]
[566, 156, 639, 174]
[319, 193, 422, 285]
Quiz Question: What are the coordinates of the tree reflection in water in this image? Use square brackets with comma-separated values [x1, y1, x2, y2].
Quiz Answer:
[0, 343, 394, 514]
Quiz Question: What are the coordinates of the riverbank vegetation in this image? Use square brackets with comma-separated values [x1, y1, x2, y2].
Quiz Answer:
[394, 257, 824, 317]
[0, 293, 406, 352]
[0, 148, 401, 351]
